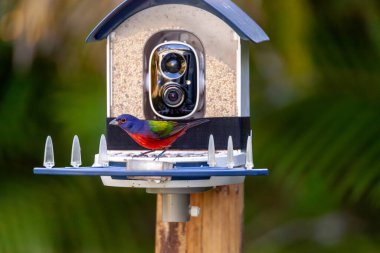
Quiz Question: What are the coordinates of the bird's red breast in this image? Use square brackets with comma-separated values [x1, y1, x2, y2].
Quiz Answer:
[127, 130, 186, 150]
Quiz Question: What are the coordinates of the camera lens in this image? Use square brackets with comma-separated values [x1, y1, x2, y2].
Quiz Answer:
[161, 53, 187, 79]
[165, 58, 181, 73]
[162, 84, 185, 108]
[167, 90, 179, 101]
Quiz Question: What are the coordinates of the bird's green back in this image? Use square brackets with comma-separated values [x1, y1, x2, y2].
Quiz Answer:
[147, 120, 176, 138]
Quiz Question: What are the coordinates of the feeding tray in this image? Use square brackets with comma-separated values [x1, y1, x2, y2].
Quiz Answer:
[34, 164, 268, 189]
[33, 165, 268, 178]
[35, 134, 268, 222]
[35, 135, 268, 189]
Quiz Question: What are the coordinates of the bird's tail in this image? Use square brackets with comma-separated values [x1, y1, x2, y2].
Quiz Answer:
[186, 118, 210, 130]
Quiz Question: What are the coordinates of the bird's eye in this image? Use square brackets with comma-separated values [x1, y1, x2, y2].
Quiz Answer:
[120, 118, 126, 123]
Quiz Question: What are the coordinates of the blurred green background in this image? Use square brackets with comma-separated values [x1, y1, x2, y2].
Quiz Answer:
[0, 0, 379, 252]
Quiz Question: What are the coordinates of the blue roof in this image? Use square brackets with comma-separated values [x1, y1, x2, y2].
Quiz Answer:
[86, 0, 269, 43]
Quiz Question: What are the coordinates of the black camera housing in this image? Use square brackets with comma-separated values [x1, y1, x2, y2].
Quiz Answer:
[143, 31, 205, 120]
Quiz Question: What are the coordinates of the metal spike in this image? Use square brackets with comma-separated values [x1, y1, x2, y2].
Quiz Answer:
[70, 135, 82, 168]
[98, 134, 109, 167]
[227, 136, 234, 169]
[207, 135, 216, 167]
[245, 135, 254, 169]
[43, 136, 55, 168]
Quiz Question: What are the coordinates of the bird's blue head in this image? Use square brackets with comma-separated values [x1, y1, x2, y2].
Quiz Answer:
[109, 114, 139, 131]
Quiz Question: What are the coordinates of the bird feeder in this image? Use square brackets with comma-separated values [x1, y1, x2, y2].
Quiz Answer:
[34, 0, 269, 251]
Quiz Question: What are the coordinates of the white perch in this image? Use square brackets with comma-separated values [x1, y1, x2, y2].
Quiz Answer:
[98, 134, 109, 167]
[245, 135, 254, 169]
[207, 134, 216, 167]
[70, 135, 82, 168]
[43, 136, 55, 168]
[227, 136, 234, 169]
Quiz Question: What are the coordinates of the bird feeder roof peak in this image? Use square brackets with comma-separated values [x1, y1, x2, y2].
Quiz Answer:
[86, 0, 269, 43]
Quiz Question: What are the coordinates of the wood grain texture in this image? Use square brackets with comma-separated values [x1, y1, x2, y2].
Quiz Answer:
[155, 183, 244, 253]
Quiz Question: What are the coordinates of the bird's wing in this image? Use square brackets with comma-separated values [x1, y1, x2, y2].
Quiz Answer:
[147, 120, 187, 139]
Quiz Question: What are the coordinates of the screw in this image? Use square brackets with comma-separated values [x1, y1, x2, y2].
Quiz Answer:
[189, 206, 201, 217]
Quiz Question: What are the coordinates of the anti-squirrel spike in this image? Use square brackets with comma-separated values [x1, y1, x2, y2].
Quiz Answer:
[207, 134, 216, 167]
[43, 136, 55, 168]
[98, 134, 109, 167]
[227, 136, 234, 169]
[245, 135, 254, 169]
[70, 135, 82, 168]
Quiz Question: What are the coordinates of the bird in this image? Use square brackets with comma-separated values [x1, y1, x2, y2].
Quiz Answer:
[109, 114, 209, 159]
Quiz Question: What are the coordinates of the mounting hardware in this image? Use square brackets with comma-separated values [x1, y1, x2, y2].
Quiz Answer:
[189, 206, 201, 217]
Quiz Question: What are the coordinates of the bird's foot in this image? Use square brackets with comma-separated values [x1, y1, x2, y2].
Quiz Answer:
[153, 149, 168, 161]
[132, 154, 148, 158]
[133, 150, 155, 158]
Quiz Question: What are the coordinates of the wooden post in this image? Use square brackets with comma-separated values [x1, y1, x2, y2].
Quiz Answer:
[155, 183, 244, 253]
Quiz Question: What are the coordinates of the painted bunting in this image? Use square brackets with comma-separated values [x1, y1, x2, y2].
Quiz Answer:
[109, 114, 209, 158]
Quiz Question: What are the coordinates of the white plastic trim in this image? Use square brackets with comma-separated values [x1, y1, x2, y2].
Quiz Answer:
[101, 175, 245, 189]
[106, 35, 113, 117]
[106, 150, 246, 166]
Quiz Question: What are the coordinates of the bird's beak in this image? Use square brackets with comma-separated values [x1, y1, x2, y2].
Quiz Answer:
[109, 119, 118, 125]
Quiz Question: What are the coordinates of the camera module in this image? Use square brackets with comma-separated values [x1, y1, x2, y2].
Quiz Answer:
[144, 32, 205, 120]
